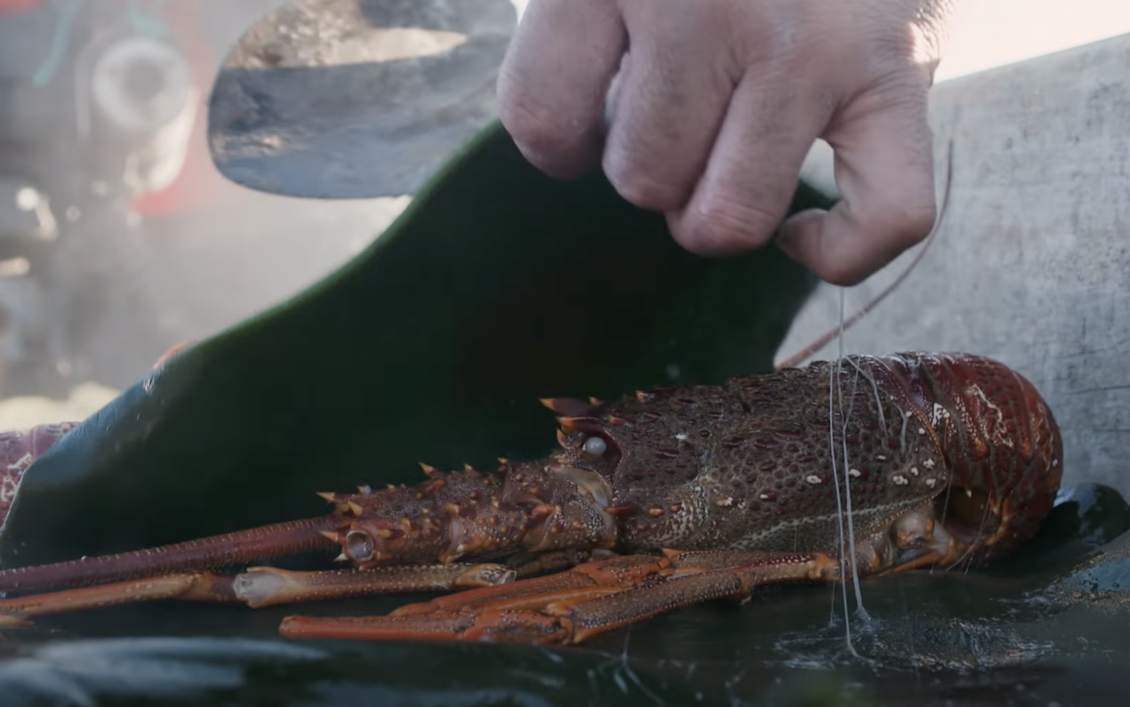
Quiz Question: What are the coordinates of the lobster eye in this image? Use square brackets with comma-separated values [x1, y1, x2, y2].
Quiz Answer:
[344, 530, 375, 561]
[582, 436, 607, 459]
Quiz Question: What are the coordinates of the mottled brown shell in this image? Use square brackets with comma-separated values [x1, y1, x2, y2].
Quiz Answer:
[551, 352, 1062, 565]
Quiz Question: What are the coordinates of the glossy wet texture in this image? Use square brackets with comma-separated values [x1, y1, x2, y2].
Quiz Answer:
[0, 482, 1128, 707]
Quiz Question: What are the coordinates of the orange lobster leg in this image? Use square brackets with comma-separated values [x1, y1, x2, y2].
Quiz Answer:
[229, 564, 516, 608]
[278, 549, 845, 645]
[0, 572, 237, 626]
[0, 563, 517, 625]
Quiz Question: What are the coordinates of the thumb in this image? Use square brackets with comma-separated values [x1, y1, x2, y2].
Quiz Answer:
[776, 82, 938, 286]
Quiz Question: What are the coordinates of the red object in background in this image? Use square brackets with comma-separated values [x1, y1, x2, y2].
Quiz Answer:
[133, 1, 248, 218]
[131, 78, 246, 218]
[0, 0, 252, 218]
[0, 0, 41, 13]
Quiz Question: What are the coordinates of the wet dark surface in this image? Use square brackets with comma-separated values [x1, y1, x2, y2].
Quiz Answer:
[2, 483, 1129, 707]
[5, 2, 1128, 704]
[10, 6, 1130, 698]
[1, 122, 1126, 702]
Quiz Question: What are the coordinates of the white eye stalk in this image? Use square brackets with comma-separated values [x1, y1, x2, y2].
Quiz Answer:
[345, 530, 375, 561]
[582, 436, 607, 459]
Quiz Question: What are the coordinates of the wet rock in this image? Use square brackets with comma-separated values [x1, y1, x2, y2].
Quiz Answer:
[852, 616, 1051, 671]
[1042, 527, 1130, 611]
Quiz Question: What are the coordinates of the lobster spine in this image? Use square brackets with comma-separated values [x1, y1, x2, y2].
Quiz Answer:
[323, 462, 619, 568]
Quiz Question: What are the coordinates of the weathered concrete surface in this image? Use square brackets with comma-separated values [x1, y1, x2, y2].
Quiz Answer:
[779, 33, 1130, 497]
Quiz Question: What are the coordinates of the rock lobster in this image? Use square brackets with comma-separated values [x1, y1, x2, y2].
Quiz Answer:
[0, 351, 1062, 646]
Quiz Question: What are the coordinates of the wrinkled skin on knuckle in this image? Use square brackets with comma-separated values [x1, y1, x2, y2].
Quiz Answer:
[849, 0, 955, 80]
[496, 79, 597, 180]
[726, 0, 828, 67]
[850, 44, 938, 112]
[603, 155, 690, 212]
[801, 0, 952, 96]
[673, 195, 784, 256]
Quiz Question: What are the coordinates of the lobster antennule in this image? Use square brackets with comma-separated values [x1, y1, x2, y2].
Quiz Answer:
[0, 515, 340, 594]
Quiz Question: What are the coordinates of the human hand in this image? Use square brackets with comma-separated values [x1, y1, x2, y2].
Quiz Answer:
[497, 0, 955, 285]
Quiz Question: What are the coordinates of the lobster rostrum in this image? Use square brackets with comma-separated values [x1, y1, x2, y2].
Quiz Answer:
[0, 352, 1062, 645]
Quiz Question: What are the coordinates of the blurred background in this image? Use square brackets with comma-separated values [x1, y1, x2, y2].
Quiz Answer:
[0, 0, 409, 424]
[0, 0, 1128, 427]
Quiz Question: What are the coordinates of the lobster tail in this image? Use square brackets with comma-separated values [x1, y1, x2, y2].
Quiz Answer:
[881, 352, 1064, 563]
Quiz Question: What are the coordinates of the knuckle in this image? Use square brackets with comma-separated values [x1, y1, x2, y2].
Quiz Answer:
[497, 98, 559, 152]
[497, 91, 596, 178]
[676, 194, 784, 255]
[603, 157, 690, 212]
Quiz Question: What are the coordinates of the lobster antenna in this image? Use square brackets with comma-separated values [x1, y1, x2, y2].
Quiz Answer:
[0, 516, 339, 593]
[776, 139, 957, 371]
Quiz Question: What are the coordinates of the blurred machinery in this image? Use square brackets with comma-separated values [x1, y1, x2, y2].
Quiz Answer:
[0, 0, 281, 397]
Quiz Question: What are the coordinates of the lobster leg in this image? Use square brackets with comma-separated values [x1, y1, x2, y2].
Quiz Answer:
[0, 562, 519, 625]
[277, 549, 847, 645]
[0, 572, 239, 626]
[229, 563, 517, 608]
